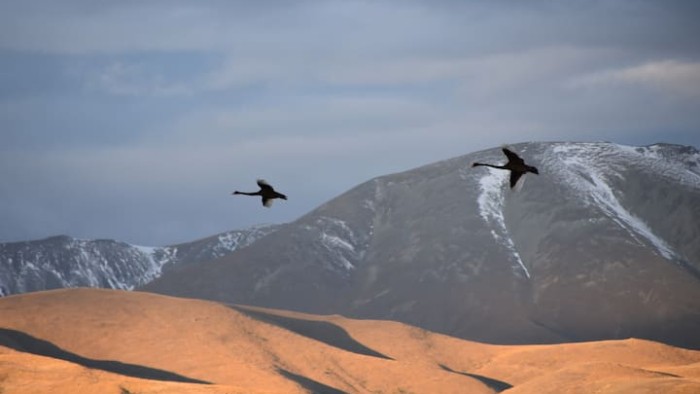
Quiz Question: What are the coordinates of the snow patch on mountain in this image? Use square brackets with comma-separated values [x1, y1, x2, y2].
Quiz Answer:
[132, 245, 174, 284]
[362, 198, 377, 213]
[321, 233, 356, 270]
[472, 167, 531, 279]
[314, 216, 365, 271]
[210, 225, 277, 259]
[0, 225, 279, 296]
[616, 144, 700, 187]
[216, 233, 242, 252]
[548, 143, 678, 260]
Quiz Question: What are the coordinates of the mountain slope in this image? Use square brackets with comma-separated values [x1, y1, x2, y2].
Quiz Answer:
[0, 224, 277, 296]
[2, 288, 700, 393]
[144, 142, 700, 348]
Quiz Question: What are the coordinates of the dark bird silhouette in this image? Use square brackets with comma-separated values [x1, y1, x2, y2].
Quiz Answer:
[232, 179, 287, 207]
[472, 147, 539, 188]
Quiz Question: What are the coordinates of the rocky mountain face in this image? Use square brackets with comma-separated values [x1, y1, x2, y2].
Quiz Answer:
[0, 225, 277, 296]
[143, 142, 700, 349]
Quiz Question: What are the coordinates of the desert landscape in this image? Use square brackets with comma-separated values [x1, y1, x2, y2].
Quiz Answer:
[1, 288, 699, 394]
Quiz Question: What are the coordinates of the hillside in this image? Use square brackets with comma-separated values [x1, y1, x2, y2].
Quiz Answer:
[1, 289, 700, 393]
[143, 142, 700, 348]
[0, 225, 277, 296]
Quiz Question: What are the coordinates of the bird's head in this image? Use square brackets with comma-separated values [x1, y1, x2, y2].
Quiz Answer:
[528, 165, 539, 175]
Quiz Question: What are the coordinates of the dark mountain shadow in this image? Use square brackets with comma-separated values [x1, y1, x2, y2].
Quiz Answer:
[439, 364, 512, 392]
[678, 258, 700, 281]
[528, 318, 579, 342]
[0, 328, 210, 384]
[231, 306, 393, 360]
[277, 368, 347, 394]
[529, 317, 700, 351]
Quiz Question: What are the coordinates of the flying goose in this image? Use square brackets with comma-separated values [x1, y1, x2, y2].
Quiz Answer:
[472, 147, 539, 188]
[232, 179, 287, 207]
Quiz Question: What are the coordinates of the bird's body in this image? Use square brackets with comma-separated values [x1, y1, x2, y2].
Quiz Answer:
[232, 179, 287, 207]
[472, 148, 539, 188]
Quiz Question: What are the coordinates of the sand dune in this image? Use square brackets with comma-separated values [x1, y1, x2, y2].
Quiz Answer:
[1, 289, 699, 393]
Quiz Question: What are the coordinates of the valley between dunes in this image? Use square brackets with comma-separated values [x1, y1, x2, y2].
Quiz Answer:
[1, 289, 699, 393]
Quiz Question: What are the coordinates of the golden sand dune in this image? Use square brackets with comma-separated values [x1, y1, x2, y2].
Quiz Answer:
[1, 288, 699, 394]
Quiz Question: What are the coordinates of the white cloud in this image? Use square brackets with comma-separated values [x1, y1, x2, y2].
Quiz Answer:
[150, 94, 447, 150]
[568, 60, 700, 98]
[201, 45, 610, 96]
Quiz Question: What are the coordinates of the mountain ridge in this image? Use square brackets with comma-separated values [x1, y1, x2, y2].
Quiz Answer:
[144, 141, 700, 349]
[0, 224, 278, 296]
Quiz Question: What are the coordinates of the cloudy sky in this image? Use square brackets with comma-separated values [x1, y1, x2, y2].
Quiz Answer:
[1, 0, 699, 246]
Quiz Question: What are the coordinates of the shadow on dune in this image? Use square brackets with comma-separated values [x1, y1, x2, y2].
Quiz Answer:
[439, 364, 512, 393]
[528, 319, 579, 343]
[277, 368, 347, 394]
[0, 328, 210, 384]
[231, 306, 393, 360]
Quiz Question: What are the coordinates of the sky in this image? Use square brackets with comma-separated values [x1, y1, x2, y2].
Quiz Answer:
[1, 0, 699, 246]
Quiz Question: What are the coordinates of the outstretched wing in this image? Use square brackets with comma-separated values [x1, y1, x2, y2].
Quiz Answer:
[257, 179, 274, 192]
[262, 197, 274, 207]
[509, 171, 524, 189]
[502, 148, 524, 166]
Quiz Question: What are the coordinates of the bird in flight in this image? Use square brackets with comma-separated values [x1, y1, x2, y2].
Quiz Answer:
[232, 179, 287, 207]
[472, 147, 539, 188]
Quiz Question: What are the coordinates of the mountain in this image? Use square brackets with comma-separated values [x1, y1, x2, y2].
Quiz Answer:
[0, 224, 278, 296]
[2, 288, 699, 393]
[144, 142, 700, 349]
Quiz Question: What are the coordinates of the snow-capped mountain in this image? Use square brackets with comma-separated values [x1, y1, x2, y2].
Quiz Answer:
[0, 225, 278, 296]
[144, 142, 700, 349]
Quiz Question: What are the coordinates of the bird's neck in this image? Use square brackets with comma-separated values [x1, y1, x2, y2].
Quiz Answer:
[474, 163, 506, 170]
